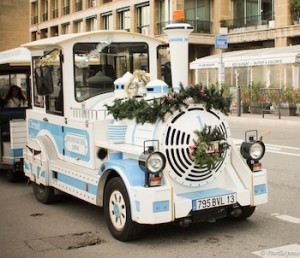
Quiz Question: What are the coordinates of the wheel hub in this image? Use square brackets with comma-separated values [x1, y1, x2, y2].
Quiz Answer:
[113, 203, 120, 217]
[109, 190, 126, 230]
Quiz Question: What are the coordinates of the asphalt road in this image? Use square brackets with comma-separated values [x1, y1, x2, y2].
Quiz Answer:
[0, 115, 299, 258]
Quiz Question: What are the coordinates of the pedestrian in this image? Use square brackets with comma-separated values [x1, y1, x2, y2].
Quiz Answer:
[4, 85, 27, 108]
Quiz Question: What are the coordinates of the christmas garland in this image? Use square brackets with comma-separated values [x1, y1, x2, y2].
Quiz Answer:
[105, 84, 231, 124]
[189, 126, 230, 170]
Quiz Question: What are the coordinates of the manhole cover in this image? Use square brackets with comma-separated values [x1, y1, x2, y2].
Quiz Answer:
[25, 231, 104, 251]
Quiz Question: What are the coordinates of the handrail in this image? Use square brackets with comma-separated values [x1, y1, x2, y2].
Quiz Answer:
[70, 106, 108, 121]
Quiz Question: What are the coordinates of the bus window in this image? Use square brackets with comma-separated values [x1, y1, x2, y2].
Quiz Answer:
[0, 75, 10, 107]
[0, 73, 30, 108]
[73, 42, 149, 101]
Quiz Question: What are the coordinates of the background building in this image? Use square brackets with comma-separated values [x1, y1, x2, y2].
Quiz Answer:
[27, 0, 300, 87]
[0, 0, 29, 51]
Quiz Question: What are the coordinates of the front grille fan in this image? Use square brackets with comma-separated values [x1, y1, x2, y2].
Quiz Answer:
[162, 107, 230, 187]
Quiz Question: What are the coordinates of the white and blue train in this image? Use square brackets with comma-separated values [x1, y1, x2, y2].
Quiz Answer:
[22, 21, 268, 241]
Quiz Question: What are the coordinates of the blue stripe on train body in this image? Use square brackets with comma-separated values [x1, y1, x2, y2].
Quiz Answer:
[28, 119, 90, 162]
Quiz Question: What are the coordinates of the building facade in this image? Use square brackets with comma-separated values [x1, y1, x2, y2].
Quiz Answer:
[0, 0, 29, 51]
[28, 0, 300, 85]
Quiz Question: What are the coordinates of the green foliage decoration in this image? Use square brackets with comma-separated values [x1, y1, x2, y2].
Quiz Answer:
[105, 84, 232, 124]
[189, 126, 230, 170]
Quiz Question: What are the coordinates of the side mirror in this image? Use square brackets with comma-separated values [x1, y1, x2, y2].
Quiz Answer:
[35, 66, 54, 95]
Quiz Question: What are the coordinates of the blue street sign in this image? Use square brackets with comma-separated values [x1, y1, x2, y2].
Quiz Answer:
[215, 35, 228, 49]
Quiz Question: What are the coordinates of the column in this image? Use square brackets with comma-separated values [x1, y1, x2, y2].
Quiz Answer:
[130, 5, 137, 33]
[212, 0, 231, 35]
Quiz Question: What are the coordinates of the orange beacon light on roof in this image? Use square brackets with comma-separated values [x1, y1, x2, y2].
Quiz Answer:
[172, 10, 185, 21]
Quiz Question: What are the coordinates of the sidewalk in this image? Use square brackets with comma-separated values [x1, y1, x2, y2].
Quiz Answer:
[227, 112, 300, 127]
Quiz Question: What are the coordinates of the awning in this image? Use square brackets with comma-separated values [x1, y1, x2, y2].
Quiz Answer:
[190, 45, 300, 69]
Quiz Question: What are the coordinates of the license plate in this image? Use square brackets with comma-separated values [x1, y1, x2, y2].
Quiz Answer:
[193, 193, 236, 211]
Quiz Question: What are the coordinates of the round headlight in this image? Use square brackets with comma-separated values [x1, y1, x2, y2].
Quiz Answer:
[146, 152, 166, 174]
[249, 142, 265, 160]
[240, 141, 265, 160]
[139, 151, 166, 174]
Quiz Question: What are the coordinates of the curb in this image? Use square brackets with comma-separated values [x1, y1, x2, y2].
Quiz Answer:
[227, 114, 300, 127]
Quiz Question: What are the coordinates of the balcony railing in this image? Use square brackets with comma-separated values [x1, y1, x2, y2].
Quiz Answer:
[42, 12, 48, 21]
[75, 1, 83, 12]
[88, 0, 96, 8]
[157, 19, 211, 35]
[32, 16, 38, 24]
[223, 13, 274, 30]
[63, 6, 70, 15]
[186, 19, 211, 33]
[52, 9, 58, 18]
[137, 25, 150, 35]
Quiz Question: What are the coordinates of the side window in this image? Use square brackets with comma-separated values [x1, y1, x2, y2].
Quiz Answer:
[158, 45, 171, 87]
[33, 49, 63, 115]
[0, 73, 30, 109]
[46, 65, 63, 114]
[73, 42, 149, 101]
[32, 57, 45, 108]
[0, 75, 11, 108]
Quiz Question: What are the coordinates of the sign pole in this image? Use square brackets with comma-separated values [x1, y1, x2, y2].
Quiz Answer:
[219, 49, 224, 90]
[215, 35, 227, 90]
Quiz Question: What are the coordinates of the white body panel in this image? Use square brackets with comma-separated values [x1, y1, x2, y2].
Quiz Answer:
[1, 120, 27, 164]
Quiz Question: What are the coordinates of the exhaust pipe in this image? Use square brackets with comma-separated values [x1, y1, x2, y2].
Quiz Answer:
[178, 218, 192, 228]
[229, 208, 242, 218]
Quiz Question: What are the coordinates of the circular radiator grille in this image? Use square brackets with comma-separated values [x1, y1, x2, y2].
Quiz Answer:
[161, 105, 230, 187]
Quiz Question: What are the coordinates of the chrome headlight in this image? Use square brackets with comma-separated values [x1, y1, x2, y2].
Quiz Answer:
[240, 141, 265, 160]
[139, 151, 166, 174]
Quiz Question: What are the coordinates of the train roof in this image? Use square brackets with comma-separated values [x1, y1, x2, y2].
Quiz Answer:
[0, 47, 31, 66]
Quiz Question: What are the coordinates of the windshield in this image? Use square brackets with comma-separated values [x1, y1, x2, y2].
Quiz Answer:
[73, 42, 149, 102]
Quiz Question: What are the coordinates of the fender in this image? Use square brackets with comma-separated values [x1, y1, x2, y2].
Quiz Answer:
[97, 159, 145, 207]
[24, 135, 57, 185]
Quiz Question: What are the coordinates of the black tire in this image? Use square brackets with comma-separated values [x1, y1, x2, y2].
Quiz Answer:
[32, 182, 55, 204]
[104, 177, 144, 241]
[6, 170, 20, 182]
[6, 169, 26, 182]
[237, 206, 256, 220]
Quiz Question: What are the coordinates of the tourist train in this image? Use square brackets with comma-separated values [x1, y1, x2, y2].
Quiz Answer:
[19, 19, 268, 241]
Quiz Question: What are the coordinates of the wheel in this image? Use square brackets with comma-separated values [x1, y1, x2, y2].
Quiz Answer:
[32, 182, 55, 204]
[6, 169, 25, 182]
[104, 177, 143, 241]
[5, 160, 26, 182]
[6, 169, 20, 182]
[237, 206, 256, 220]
